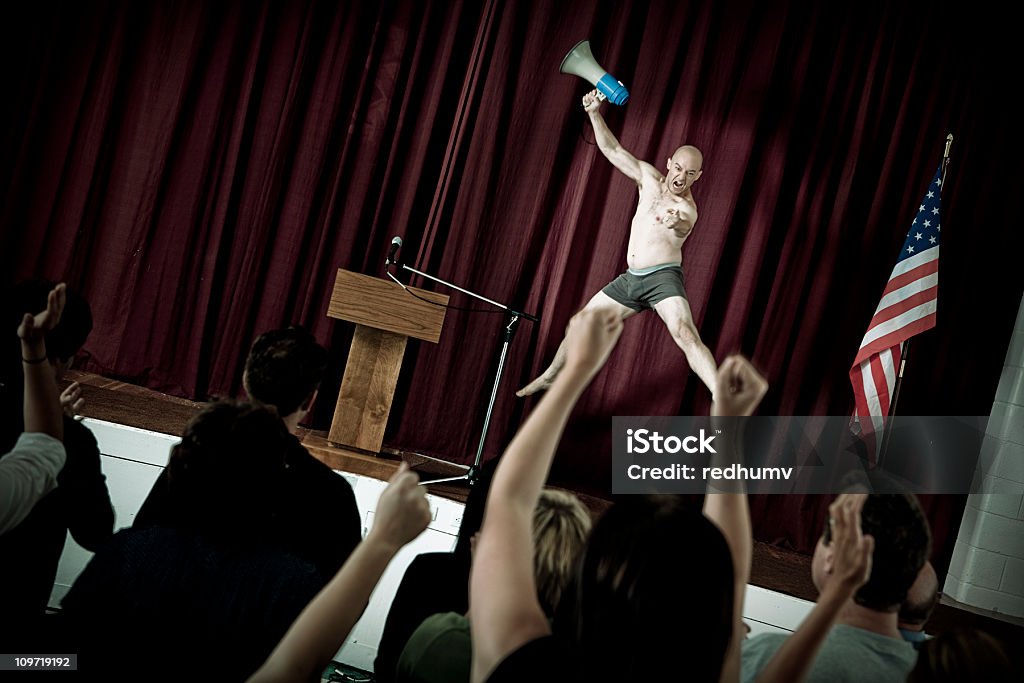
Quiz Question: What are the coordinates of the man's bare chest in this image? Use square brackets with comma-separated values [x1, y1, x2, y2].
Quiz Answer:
[642, 191, 696, 231]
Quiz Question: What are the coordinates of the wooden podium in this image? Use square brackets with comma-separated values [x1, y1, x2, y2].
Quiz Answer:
[326, 269, 448, 454]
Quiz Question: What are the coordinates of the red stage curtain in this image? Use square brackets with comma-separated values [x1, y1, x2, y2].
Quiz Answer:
[3, 1, 1022, 569]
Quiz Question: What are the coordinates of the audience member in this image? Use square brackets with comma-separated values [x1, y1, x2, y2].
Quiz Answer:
[374, 457, 498, 683]
[468, 310, 764, 683]
[469, 311, 873, 683]
[0, 280, 114, 645]
[907, 628, 1015, 683]
[0, 283, 67, 535]
[4, 288, 943, 683]
[748, 494, 875, 683]
[62, 401, 329, 681]
[134, 325, 361, 579]
[247, 462, 432, 683]
[899, 561, 938, 649]
[395, 488, 592, 683]
[742, 491, 931, 682]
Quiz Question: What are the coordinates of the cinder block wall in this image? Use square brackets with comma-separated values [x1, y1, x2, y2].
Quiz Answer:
[944, 294, 1024, 619]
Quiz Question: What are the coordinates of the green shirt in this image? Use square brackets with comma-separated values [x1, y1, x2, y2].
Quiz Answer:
[741, 624, 917, 683]
[395, 611, 472, 683]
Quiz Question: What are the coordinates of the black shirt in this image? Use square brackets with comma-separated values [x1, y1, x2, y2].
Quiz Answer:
[0, 417, 114, 646]
[133, 430, 361, 580]
[486, 636, 573, 683]
[61, 525, 323, 682]
[375, 551, 471, 682]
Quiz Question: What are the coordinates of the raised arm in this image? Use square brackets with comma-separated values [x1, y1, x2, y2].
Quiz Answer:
[705, 356, 768, 683]
[20, 283, 66, 440]
[584, 90, 651, 185]
[755, 494, 873, 683]
[470, 309, 623, 683]
[1, 283, 67, 534]
[248, 463, 431, 683]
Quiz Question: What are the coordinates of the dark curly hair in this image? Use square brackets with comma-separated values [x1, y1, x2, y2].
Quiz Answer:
[166, 400, 292, 538]
[243, 326, 327, 417]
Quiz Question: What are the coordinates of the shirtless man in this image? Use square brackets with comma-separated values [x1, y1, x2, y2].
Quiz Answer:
[517, 89, 718, 397]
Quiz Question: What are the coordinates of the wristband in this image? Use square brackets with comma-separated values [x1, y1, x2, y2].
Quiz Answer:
[22, 355, 48, 365]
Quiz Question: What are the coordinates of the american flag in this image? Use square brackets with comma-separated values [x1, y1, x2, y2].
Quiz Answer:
[850, 165, 942, 449]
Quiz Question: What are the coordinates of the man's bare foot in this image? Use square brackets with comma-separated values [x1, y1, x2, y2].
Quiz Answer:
[516, 373, 555, 397]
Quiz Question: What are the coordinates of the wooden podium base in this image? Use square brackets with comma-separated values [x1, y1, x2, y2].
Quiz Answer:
[329, 326, 407, 451]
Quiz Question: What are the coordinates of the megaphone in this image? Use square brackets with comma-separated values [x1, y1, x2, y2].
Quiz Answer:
[559, 40, 629, 106]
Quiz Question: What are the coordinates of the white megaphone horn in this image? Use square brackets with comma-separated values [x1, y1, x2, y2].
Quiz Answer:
[559, 39, 629, 106]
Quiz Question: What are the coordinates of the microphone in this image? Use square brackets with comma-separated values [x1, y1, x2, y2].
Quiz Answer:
[386, 236, 403, 266]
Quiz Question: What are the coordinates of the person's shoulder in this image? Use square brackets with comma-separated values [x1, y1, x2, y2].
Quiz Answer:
[284, 437, 353, 486]
[399, 612, 473, 682]
[283, 433, 327, 469]
[3, 432, 65, 471]
[112, 524, 181, 550]
[744, 631, 789, 653]
[63, 417, 97, 448]
[486, 635, 568, 683]
[279, 448, 360, 542]
[10, 431, 63, 451]
[409, 612, 471, 647]
[409, 551, 458, 568]
[420, 611, 469, 631]
[830, 624, 917, 660]
[740, 631, 790, 683]
[59, 417, 103, 475]
[638, 160, 662, 181]
[407, 613, 471, 658]
[72, 526, 156, 574]
[796, 626, 915, 682]
[402, 552, 460, 583]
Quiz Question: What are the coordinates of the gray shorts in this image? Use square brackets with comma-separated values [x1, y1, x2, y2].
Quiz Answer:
[601, 265, 688, 312]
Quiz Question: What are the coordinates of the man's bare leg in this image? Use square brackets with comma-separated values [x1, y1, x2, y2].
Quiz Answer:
[516, 292, 637, 397]
[652, 296, 719, 397]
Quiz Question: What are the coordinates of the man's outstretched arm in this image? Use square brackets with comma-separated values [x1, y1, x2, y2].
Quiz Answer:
[584, 90, 651, 185]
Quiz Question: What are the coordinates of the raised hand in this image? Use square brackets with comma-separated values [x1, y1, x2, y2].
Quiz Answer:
[563, 308, 624, 381]
[61, 382, 86, 418]
[369, 462, 432, 551]
[582, 89, 602, 113]
[18, 283, 66, 348]
[711, 355, 768, 417]
[749, 493, 875, 683]
[826, 493, 874, 594]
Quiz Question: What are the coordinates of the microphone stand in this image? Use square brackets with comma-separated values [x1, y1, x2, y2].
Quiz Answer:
[385, 260, 538, 486]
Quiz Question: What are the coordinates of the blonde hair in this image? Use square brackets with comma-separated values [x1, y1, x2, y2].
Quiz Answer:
[532, 489, 592, 618]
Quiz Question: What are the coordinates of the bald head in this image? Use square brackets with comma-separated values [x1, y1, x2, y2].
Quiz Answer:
[899, 561, 939, 629]
[666, 145, 704, 196]
[672, 145, 703, 170]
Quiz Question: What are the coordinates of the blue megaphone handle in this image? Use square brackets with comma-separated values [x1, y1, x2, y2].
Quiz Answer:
[596, 73, 630, 106]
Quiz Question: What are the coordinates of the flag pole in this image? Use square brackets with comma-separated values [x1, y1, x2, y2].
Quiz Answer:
[879, 134, 953, 462]
[940, 133, 954, 188]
